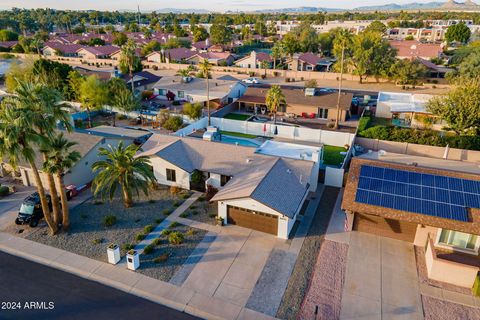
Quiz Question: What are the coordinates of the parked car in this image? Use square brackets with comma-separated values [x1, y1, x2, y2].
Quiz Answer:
[15, 192, 52, 227]
[242, 77, 260, 84]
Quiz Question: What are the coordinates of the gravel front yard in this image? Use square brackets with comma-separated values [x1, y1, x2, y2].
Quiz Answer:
[137, 224, 207, 282]
[26, 188, 189, 263]
[298, 240, 348, 320]
[182, 198, 217, 225]
[276, 187, 339, 320]
[422, 295, 480, 320]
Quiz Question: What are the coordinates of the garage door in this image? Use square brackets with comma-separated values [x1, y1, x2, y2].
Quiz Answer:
[227, 206, 278, 235]
[353, 213, 417, 242]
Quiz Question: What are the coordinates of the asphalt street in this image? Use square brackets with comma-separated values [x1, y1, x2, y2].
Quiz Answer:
[0, 251, 200, 320]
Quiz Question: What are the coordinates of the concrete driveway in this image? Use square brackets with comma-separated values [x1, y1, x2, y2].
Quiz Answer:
[181, 227, 281, 307]
[340, 232, 423, 320]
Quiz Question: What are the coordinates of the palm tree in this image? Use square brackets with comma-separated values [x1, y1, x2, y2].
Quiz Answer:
[92, 142, 156, 208]
[265, 85, 286, 125]
[0, 88, 58, 234]
[199, 59, 212, 126]
[41, 133, 81, 231]
[271, 42, 284, 70]
[113, 89, 140, 117]
[176, 66, 195, 81]
[119, 39, 138, 93]
[261, 60, 270, 78]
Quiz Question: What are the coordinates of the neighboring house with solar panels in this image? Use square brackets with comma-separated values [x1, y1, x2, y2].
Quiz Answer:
[136, 134, 320, 239]
[342, 153, 480, 289]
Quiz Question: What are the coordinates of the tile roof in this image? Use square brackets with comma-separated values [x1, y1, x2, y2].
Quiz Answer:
[77, 45, 120, 57]
[139, 134, 313, 217]
[0, 41, 18, 48]
[164, 47, 196, 61]
[237, 85, 353, 110]
[389, 40, 443, 59]
[298, 52, 323, 65]
[43, 42, 85, 54]
[122, 71, 161, 86]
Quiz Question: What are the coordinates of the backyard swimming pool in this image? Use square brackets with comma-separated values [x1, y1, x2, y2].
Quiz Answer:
[220, 135, 261, 147]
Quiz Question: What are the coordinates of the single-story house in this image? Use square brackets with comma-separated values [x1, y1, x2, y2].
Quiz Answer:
[110, 47, 141, 61]
[0, 41, 18, 51]
[73, 66, 117, 81]
[376, 91, 444, 130]
[146, 48, 196, 64]
[389, 40, 444, 60]
[191, 39, 212, 52]
[76, 45, 120, 60]
[84, 125, 152, 145]
[234, 51, 272, 69]
[416, 58, 454, 79]
[42, 42, 84, 57]
[342, 155, 480, 289]
[137, 134, 319, 238]
[286, 52, 324, 71]
[121, 71, 161, 92]
[235, 85, 353, 121]
[186, 52, 235, 66]
[152, 75, 247, 104]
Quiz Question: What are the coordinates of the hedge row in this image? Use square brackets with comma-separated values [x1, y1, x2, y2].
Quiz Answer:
[358, 125, 480, 151]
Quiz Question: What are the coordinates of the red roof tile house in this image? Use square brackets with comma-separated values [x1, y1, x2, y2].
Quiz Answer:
[342, 155, 480, 289]
[0, 41, 18, 51]
[234, 51, 272, 69]
[389, 40, 444, 60]
[186, 52, 235, 66]
[286, 52, 325, 71]
[146, 48, 196, 64]
[42, 42, 85, 57]
[76, 45, 121, 60]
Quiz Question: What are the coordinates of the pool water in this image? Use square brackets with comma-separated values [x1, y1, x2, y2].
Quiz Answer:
[220, 135, 260, 148]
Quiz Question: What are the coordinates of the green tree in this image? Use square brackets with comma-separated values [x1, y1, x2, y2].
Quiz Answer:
[265, 85, 286, 124]
[163, 115, 184, 131]
[281, 33, 300, 57]
[119, 39, 141, 92]
[0, 29, 18, 41]
[261, 60, 270, 78]
[456, 50, 480, 79]
[199, 59, 212, 125]
[0, 82, 58, 234]
[141, 40, 161, 56]
[183, 102, 203, 120]
[112, 32, 128, 46]
[193, 26, 209, 42]
[5, 57, 35, 92]
[427, 78, 480, 135]
[210, 23, 232, 45]
[41, 133, 81, 230]
[254, 21, 267, 36]
[78, 75, 109, 127]
[364, 21, 387, 34]
[92, 142, 156, 208]
[271, 42, 285, 69]
[113, 88, 140, 116]
[445, 23, 471, 43]
[389, 59, 427, 88]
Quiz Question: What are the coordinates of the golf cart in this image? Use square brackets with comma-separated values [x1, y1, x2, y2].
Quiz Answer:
[15, 192, 52, 227]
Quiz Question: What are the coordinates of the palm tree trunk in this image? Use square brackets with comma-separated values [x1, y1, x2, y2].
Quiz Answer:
[45, 172, 61, 226]
[55, 174, 70, 231]
[87, 107, 92, 128]
[122, 185, 132, 208]
[130, 66, 135, 93]
[206, 77, 210, 126]
[29, 160, 57, 235]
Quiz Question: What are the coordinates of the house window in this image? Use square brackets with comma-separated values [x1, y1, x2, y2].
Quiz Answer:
[317, 108, 328, 119]
[436, 229, 480, 254]
[220, 175, 231, 187]
[166, 169, 176, 182]
[277, 104, 287, 113]
[178, 91, 185, 99]
[158, 89, 167, 96]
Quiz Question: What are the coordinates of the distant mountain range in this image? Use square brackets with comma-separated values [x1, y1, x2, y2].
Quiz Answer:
[353, 2, 444, 11]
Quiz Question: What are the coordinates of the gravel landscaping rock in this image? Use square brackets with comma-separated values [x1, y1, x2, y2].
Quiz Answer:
[422, 295, 480, 320]
[299, 240, 348, 320]
[25, 188, 189, 263]
[276, 187, 339, 320]
[183, 199, 217, 225]
[137, 224, 207, 282]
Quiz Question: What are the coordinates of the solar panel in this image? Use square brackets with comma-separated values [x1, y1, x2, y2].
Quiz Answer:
[354, 165, 479, 222]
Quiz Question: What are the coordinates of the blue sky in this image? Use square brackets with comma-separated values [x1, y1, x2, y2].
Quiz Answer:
[0, 0, 446, 11]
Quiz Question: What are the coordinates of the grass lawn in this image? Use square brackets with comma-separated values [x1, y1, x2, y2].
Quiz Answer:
[323, 145, 347, 167]
[220, 130, 258, 139]
[224, 113, 251, 121]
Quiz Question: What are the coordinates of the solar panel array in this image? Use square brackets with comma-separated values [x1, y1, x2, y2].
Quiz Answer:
[354, 165, 480, 222]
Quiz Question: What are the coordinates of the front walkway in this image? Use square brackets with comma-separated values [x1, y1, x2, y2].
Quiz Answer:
[339, 232, 423, 320]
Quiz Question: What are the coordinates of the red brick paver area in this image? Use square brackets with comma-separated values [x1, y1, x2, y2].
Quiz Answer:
[299, 240, 348, 320]
[422, 295, 480, 320]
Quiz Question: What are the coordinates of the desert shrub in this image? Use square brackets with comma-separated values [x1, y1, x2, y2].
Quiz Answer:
[198, 196, 206, 201]
[191, 210, 198, 215]
[152, 238, 162, 246]
[173, 201, 180, 208]
[168, 232, 184, 245]
[163, 115, 183, 131]
[190, 205, 197, 210]
[148, 199, 155, 203]
[143, 244, 154, 254]
[122, 243, 134, 251]
[161, 229, 172, 236]
[154, 253, 169, 263]
[181, 193, 190, 199]
[168, 221, 179, 229]
[103, 215, 117, 227]
[0, 185, 9, 196]
[144, 225, 154, 233]
[180, 212, 189, 218]
[92, 238, 103, 244]
[135, 233, 146, 241]
[162, 208, 172, 216]
[155, 218, 162, 224]
[186, 228, 196, 236]
[170, 186, 181, 195]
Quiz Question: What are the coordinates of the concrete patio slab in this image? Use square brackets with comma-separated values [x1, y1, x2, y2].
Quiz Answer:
[236, 308, 279, 320]
[185, 292, 242, 320]
[214, 282, 252, 306]
[340, 292, 382, 320]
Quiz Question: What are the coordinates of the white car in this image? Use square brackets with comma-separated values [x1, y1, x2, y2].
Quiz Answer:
[242, 77, 260, 84]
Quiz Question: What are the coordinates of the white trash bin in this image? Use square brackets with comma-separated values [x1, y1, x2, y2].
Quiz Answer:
[126, 250, 140, 270]
[107, 244, 120, 265]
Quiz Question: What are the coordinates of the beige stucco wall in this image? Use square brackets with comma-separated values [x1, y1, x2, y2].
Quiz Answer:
[149, 156, 190, 190]
[425, 238, 479, 288]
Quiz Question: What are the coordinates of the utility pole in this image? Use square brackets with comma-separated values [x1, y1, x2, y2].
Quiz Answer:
[137, 5, 141, 26]
[334, 39, 345, 130]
